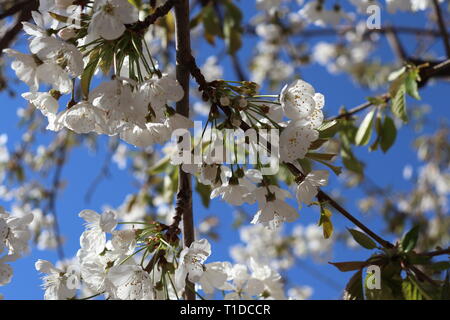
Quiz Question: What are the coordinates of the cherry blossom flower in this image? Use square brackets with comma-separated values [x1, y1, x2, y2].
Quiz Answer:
[3, 49, 40, 91]
[89, 0, 139, 40]
[22, 92, 59, 117]
[175, 239, 211, 290]
[107, 263, 154, 300]
[296, 170, 329, 205]
[279, 121, 319, 163]
[0, 255, 17, 286]
[223, 264, 265, 300]
[79, 209, 117, 254]
[251, 186, 299, 228]
[210, 177, 255, 206]
[0, 207, 33, 255]
[198, 262, 229, 295]
[35, 259, 78, 300]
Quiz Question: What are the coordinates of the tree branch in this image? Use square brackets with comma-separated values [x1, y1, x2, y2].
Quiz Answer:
[386, 26, 408, 61]
[127, 0, 178, 33]
[326, 94, 390, 122]
[0, 0, 36, 57]
[0, 0, 33, 20]
[420, 247, 450, 257]
[326, 58, 450, 121]
[432, 0, 450, 57]
[173, 0, 195, 301]
[46, 132, 70, 262]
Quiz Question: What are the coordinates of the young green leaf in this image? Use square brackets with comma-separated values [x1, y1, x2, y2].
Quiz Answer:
[128, 0, 142, 8]
[202, 4, 222, 45]
[348, 228, 377, 250]
[329, 261, 367, 272]
[343, 270, 364, 300]
[391, 83, 408, 122]
[405, 69, 421, 100]
[318, 120, 340, 139]
[401, 225, 420, 253]
[306, 152, 336, 161]
[318, 207, 333, 239]
[355, 108, 376, 146]
[402, 278, 424, 300]
[195, 181, 212, 208]
[81, 49, 100, 99]
[387, 66, 406, 81]
[223, 0, 243, 54]
[380, 116, 397, 153]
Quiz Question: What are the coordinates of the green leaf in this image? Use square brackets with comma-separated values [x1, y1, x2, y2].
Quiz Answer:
[348, 228, 377, 250]
[296, 158, 312, 174]
[401, 225, 420, 253]
[195, 181, 211, 208]
[223, 0, 243, 54]
[329, 261, 367, 272]
[202, 4, 222, 45]
[190, 11, 204, 29]
[313, 158, 342, 176]
[405, 70, 421, 100]
[318, 120, 340, 139]
[48, 12, 70, 23]
[402, 278, 424, 300]
[306, 152, 336, 161]
[367, 96, 388, 106]
[369, 115, 382, 152]
[147, 156, 170, 175]
[308, 138, 328, 150]
[355, 108, 376, 146]
[391, 83, 408, 122]
[128, 0, 142, 8]
[343, 270, 364, 300]
[81, 50, 100, 99]
[342, 153, 364, 175]
[429, 261, 450, 272]
[380, 116, 397, 153]
[318, 207, 333, 239]
[407, 275, 433, 300]
[387, 66, 406, 81]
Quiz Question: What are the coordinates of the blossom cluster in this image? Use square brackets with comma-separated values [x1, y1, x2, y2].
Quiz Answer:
[4, 1, 193, 148]
[170, 78, 330, 229]
[35, 209, 299, 300]
[0, 207, 33, 286]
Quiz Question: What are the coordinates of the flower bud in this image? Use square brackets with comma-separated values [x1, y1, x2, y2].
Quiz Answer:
[219, 96, 230, 106]
[58, 28, 77, 40]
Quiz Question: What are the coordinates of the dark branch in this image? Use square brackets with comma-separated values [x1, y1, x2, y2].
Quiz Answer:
[173, 0, 195, 301]
[127, 0, 178, 33]
[432, 0, 450, 57]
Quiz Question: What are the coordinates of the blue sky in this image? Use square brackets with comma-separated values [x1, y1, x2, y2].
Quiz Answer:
[1, 1, 449, 299]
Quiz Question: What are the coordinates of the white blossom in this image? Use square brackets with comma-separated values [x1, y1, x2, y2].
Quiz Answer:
[89, 0, 139, 40]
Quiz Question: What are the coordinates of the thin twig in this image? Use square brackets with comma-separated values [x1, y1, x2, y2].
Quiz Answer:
[386, 26, 408, 61]
[84, 140, 119, 203]
[127, 0, 178, 32]
[432, 0, 450, 57]
[0, 1, 36, 56]
[0, 0, 33, 20]
[419, 247, 450, 257]
[326, 94, 390, 122]
[46, 133, 70, 262]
